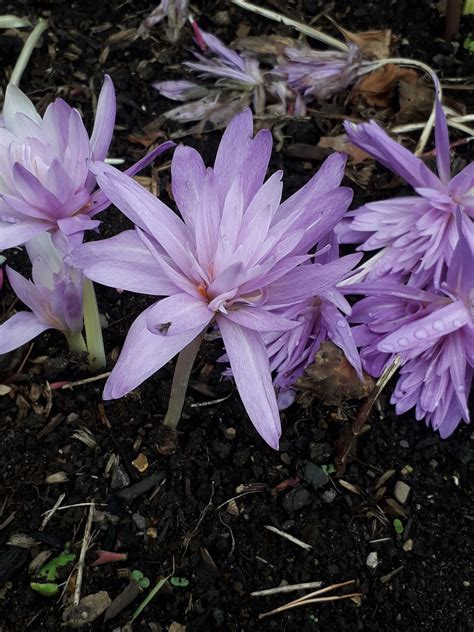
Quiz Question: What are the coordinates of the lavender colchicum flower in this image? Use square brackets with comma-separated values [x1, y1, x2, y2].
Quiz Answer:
[338, 100, 474, 287]
[0, 232, 85, 354]
[266, 232, 363, 409]
[70, 109, 360, 448]
[138, 0, 189, 43]
[348, 217, 474, 437]
[0, 76, 173, 250]
[277, 44, 363, 101]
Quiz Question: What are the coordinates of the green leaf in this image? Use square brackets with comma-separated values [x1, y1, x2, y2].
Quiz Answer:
[37, 552, 75, 581]
[393, 519, 404, 534]
[131, 577, 168, 623]
[30, 582, 59, 596]
[131, 570, 144, 582]
[463, 36, 474, 53]
[321, 464, 336, 476]
[170, 577, 189, 588]
[463, 0, 474, 15]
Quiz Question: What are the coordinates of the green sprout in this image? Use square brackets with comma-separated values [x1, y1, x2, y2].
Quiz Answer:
[30, 582, 59, 597]
[131, 570, 151, 589]
[393, 519, 404, 535]
[37, 550, 75, 582]
[321, 464, 336, 476]
[170, 577, 189, 588]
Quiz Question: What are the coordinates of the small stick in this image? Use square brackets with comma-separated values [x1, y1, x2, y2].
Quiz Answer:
[251, 581, 323, 597]
[57, 372, 111, 390]
[40, 493, 66, 530]
[216, 488, 266, 510]
[73, 501, 95, 606]
[264, 525, 312, 551]
[41, 502, 106, 517]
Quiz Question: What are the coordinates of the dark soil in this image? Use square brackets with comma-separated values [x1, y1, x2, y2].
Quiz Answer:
[1, 1, 474, 631]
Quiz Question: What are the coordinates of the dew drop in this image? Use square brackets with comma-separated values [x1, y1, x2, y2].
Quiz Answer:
[380, 342, 394, 352]
[432, 320, 444, 332]
[452, 319, 461, 328]
[414, 327, 428, 340]
[336, 320, 346, 328]
[398, 337, 409, 348]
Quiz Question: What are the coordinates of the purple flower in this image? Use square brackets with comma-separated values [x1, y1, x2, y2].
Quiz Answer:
[266, 232, 363, 408]
[0, 232, 85, 353]
[338, 100, 474, 287]
[0, 77, 173, 250]
[69, 109, 359, 448]
[277, 44, 363, 101]
[348, 216, 474, 437]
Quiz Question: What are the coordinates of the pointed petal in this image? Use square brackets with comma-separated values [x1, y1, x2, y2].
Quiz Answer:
[103, 306, 204, 399]
[3, 84, 42, 134]
[171, 145, 206, 230]
[89, 75, 116, 162]
[217, 317, 281, 449]
[0, 312, 50, 354]
[378, 300, 470, 353]
[434, 100, 451, 184]
[68, 230, 178, 295]
[0, 220, 48, 249]
[225, 306, 299, 332]
[146, 293, 213, 336]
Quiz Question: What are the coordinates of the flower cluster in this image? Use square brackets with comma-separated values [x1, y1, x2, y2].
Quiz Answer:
[339, 101, 474, 436]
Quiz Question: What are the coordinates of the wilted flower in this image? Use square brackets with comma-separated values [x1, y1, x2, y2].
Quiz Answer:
[0, 232, 85, 354]
[267, 232, 362, 409]
[338, 100, 474, 287]
[153, 30, 303, 130]
[138, 0, 189, 43]
[70, 109, 359, 448]
[277, 44, 363, 101]
[0, 76, 173, 250]
[348, 215, 474, 437]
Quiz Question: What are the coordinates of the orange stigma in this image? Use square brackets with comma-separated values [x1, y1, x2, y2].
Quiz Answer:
[197, 284, 209, 300]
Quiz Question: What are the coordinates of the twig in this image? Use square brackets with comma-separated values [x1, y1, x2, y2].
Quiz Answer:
[258, 580, 361, 619]
[40, 493, 66, 530]
[58, 372, 111, 390]
[189, 393, 233, 408]
[264, 525, 312, 551]
[251, 581, 323, 597]
[231, 0, 349, 51]
[41, 502, 106, 517]
[215, 487, 266, 510]
[73, 501, 95, 606]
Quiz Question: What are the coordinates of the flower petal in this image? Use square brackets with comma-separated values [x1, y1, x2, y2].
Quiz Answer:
[3, 84, 42, 134]
[0, 312, 50, 354]
[89, 75, 116, 162]
[217, 316, 281, 449]
[225, 306, 299, 332]
[103, 306, 205, 399]
[171, 145, 206, 230]
[434, 99, 451, 184]
[0, 219, 49, 249]
[146, 293, 213, 336]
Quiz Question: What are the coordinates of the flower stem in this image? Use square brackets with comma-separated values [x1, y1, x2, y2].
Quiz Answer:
[162, 335, 202, 429]
[83, 279, 106, 372]
[65, 331, 88, 355]
[9, 19, 48, 87]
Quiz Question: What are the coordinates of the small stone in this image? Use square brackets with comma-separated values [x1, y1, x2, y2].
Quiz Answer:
[280, 452, 291, 465]
[224, 427, 237, 440]
[132, 512, 146, 531]
[304, 462, 329, 489]
[62, 591, 111, 627]
[322, 489, 337, 503]
[44, 471, 69, 484]
[226, 500, 240, 516]
[394, 481, 411, 505]
[366, 551, 379, 570]
[400, 465, 413, 476]
[214, 10, 230, 25]
[399, 440, 409, 448]
[111, 465, 130, 490]
[146, 527, 158, 539]
[282, 488, 312, 512]
[463, 581, 471, 587]
[131, 453, 148, 473]
[402, 538, 413, 552]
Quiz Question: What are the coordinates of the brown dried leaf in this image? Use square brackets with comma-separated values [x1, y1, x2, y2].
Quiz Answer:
[318, 134, 371, 165]
[352, 65, 418, 108]
[395, 74, 434, 124]
[296, 341, 375, 406]
[337, 26, 392, 59]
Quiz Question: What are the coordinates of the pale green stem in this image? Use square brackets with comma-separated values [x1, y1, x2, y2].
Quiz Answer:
[163, 335, 202, 429]
[9, 18, 48, 87]
[65, 331, 87, 354]
[82, 279, 106, 372]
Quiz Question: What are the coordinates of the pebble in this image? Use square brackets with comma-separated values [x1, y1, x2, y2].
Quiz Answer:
[399, 440, 409, 448]
[132, 512, 146, 531]
[223, 427, 236, 441]
[304, 462, 329, 490]
[322, 489, 337, 504]
[131, 453, 148, 473]
[394, 481, 411, 505]
[282, 488, 312, 512]
[403, 539, 414, 552]
[366, 551, 379, 570]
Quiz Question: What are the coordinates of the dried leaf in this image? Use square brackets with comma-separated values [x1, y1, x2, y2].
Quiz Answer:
[352, 65, 418, 108]
[169, 623, 187, 632]
[233, 34, 301, 56]
[296, 341, 375, 406]
[318, 135, 371, 165]
[395, 74, 434, 124]
[337, 26, 392, 59]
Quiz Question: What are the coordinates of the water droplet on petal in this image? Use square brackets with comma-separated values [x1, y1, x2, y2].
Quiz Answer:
[398, 337, 409, 348]
[380, 342, 394, 352]
[414, 327, 428, 340]
[336, 320, 346, 328]
[452, 319, 461, 328]
[432, 320, 444, 332]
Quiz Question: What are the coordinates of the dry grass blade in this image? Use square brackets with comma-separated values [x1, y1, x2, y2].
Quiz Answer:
[264, 525, 312, 551]
[258, 579, 362, 619]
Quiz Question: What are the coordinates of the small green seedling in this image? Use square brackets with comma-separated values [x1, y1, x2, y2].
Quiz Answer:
[321, 464, 336, 476]
[30, 582, 60, 597]
[131, 570, 150, 589]
[170, 577, 189, 588]
[37, 550, 76, 582]
[464, 36, 474, 53]
[393, 519, 404, 535]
